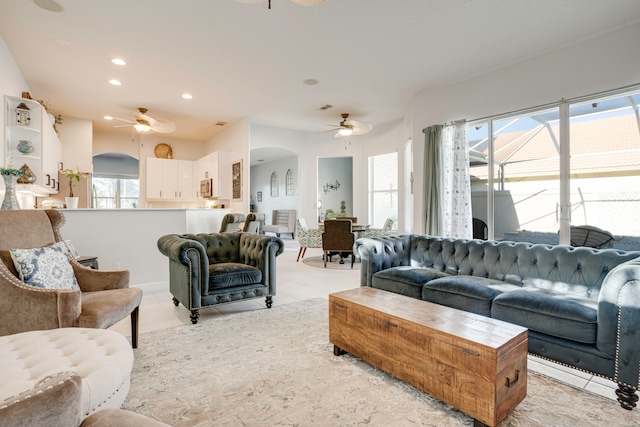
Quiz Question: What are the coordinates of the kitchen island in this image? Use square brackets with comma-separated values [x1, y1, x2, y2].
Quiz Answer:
[58, 208, 231, 288]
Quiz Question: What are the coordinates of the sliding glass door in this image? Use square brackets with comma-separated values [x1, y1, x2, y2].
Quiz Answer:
[470, 86, 640, 247]
[568, 91, 640, 240]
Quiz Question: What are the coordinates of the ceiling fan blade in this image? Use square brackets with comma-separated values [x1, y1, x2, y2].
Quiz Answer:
[113, 124, 133, 128]
[345, 119, 373, 135]
[150, 119, 176, 133]
[112, 116, 136, 124]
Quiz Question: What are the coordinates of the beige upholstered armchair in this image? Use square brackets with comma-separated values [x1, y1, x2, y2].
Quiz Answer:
[263, 209, 297, 238]
[295, 218, 323, 262]
[0, 210, 142, 348]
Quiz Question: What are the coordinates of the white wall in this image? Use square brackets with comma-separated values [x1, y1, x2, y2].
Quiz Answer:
[410, 22, 640, 234]
[204, 119, 250, 213]
[0, 35, 30, 169]
[250, 123, 374, 227]
[250, 156, 298, 223]
[318, 157, 353, 218]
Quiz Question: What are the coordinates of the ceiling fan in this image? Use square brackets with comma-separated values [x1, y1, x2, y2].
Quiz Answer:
[112, 108, 176, 134]
[327, 113, 373, 138]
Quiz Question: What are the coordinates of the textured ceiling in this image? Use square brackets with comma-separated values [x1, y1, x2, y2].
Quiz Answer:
[1, 0, 640, 142]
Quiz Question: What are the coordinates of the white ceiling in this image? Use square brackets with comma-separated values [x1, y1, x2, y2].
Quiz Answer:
[1, 0, 640, 143]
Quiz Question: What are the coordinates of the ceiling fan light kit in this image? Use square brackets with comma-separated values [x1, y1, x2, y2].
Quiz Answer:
[111, 107, 176, 134]
[328, 113, 373, 138]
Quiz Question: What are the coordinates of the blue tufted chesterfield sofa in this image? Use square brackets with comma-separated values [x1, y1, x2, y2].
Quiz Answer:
[157, 232, 284, 324]
[354, 234, 640, 410]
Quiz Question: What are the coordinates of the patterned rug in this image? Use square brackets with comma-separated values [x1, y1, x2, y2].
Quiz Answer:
[123, 298, 640, 426]
[302, 255, 361, 269]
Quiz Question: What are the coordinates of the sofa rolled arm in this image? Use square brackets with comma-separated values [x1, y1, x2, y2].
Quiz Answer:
[239, 234, 284, 294]
[597, 257, 640, 389]
[355, 235, 411, 287]
[157, 234, 210, 306]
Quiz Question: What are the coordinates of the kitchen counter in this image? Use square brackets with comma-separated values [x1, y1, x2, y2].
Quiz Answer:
[58, 208, 231, 287]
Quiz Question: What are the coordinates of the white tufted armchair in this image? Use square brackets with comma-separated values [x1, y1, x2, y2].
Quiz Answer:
[296, 218, 323, 262]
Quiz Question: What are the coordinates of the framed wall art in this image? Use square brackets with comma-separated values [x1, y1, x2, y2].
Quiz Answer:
[232, 160, 242, 201]
[257, 191, 262, 202]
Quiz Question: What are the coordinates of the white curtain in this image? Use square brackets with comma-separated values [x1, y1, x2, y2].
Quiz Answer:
[423, 120, 472, 238]
[441, 120, 472, 238]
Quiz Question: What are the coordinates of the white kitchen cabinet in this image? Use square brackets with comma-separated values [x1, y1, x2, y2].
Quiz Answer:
[146, 157, 194, 200]
[177, 160, 194, 199]
[195, 150, 231, 199]
[4, 96, 61, 195]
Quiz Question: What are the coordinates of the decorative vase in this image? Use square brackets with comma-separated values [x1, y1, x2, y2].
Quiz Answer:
[1, 174, 21, 210]
[17, 163, 37, 184]
[65, 196, 79, 209]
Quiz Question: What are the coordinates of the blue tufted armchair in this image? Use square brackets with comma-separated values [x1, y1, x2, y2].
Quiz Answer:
[157, 232, 284, 324]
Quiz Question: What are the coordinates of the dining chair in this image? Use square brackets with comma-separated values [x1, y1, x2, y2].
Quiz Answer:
[321, 219, 355, 268]
[295, 218, 323, 262]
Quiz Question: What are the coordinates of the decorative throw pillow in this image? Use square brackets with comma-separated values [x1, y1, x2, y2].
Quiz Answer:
[10, 242, 79, 290]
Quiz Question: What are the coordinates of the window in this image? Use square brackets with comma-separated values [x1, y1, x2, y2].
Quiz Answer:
[270, 172, 279, 197]
[468, 85, 640, 245]
[93, 176, 139, 208]
[285, 168, 294, 196]
[368, 152, 398, 229]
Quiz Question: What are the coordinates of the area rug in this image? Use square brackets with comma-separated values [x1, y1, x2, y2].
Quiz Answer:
[123, 299, 640, 427]
[302, 255, 361, 270]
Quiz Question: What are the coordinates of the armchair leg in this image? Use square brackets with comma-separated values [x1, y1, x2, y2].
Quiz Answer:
[616, 383, 638, 410]
[130, 306, 139, 349]
[190, 309, 200, 325]
[324, 251, 327, 267]
[297, 247, 304, 262]
[266, 295, 273, 308]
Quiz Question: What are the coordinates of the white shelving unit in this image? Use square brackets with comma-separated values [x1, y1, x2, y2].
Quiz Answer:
[4, 95, 61, 195]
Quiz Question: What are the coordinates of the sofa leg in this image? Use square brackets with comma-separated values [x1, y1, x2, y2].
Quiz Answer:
[130, 306, 139, 349]
[266, 295, 273, 308]
[172, 296, 179, 306]
[190, 309, 200, 325]
[616, 383, 638, 410]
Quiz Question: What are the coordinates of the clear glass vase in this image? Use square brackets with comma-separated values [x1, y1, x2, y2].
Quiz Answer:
[1, 174, 21, 210]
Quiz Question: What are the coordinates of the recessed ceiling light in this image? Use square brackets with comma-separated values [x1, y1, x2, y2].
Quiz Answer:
[304, 79, 319, 85]
[112, 58, 126, 66]
[104, 116, 113, 120]
[33, 0, 63, 13]
[108, 79, 122, 86]
[182, 93, 193, 99]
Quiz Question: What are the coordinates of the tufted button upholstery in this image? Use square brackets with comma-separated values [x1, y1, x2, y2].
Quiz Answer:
[0, 328, 133, 418]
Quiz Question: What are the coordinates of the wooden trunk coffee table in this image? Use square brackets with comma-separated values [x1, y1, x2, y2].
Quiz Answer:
[329, 287, 528, 427]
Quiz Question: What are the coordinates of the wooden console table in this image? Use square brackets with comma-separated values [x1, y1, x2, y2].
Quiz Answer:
[329, 287, 528, 427]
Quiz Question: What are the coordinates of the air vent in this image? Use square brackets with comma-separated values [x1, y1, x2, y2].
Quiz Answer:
[215, 121, 227, 126]
[318, 104, 332, 111]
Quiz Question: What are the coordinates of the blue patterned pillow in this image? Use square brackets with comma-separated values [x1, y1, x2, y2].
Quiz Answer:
[10, 242, 79, 290]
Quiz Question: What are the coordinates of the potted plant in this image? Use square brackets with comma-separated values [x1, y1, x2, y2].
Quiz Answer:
[61, 167, 87, 209]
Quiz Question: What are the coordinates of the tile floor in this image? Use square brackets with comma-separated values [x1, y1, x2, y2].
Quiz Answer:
[109, 239, 620, 403]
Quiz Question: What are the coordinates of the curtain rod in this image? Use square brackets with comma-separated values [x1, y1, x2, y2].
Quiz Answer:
[422, 119, 466, 133]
